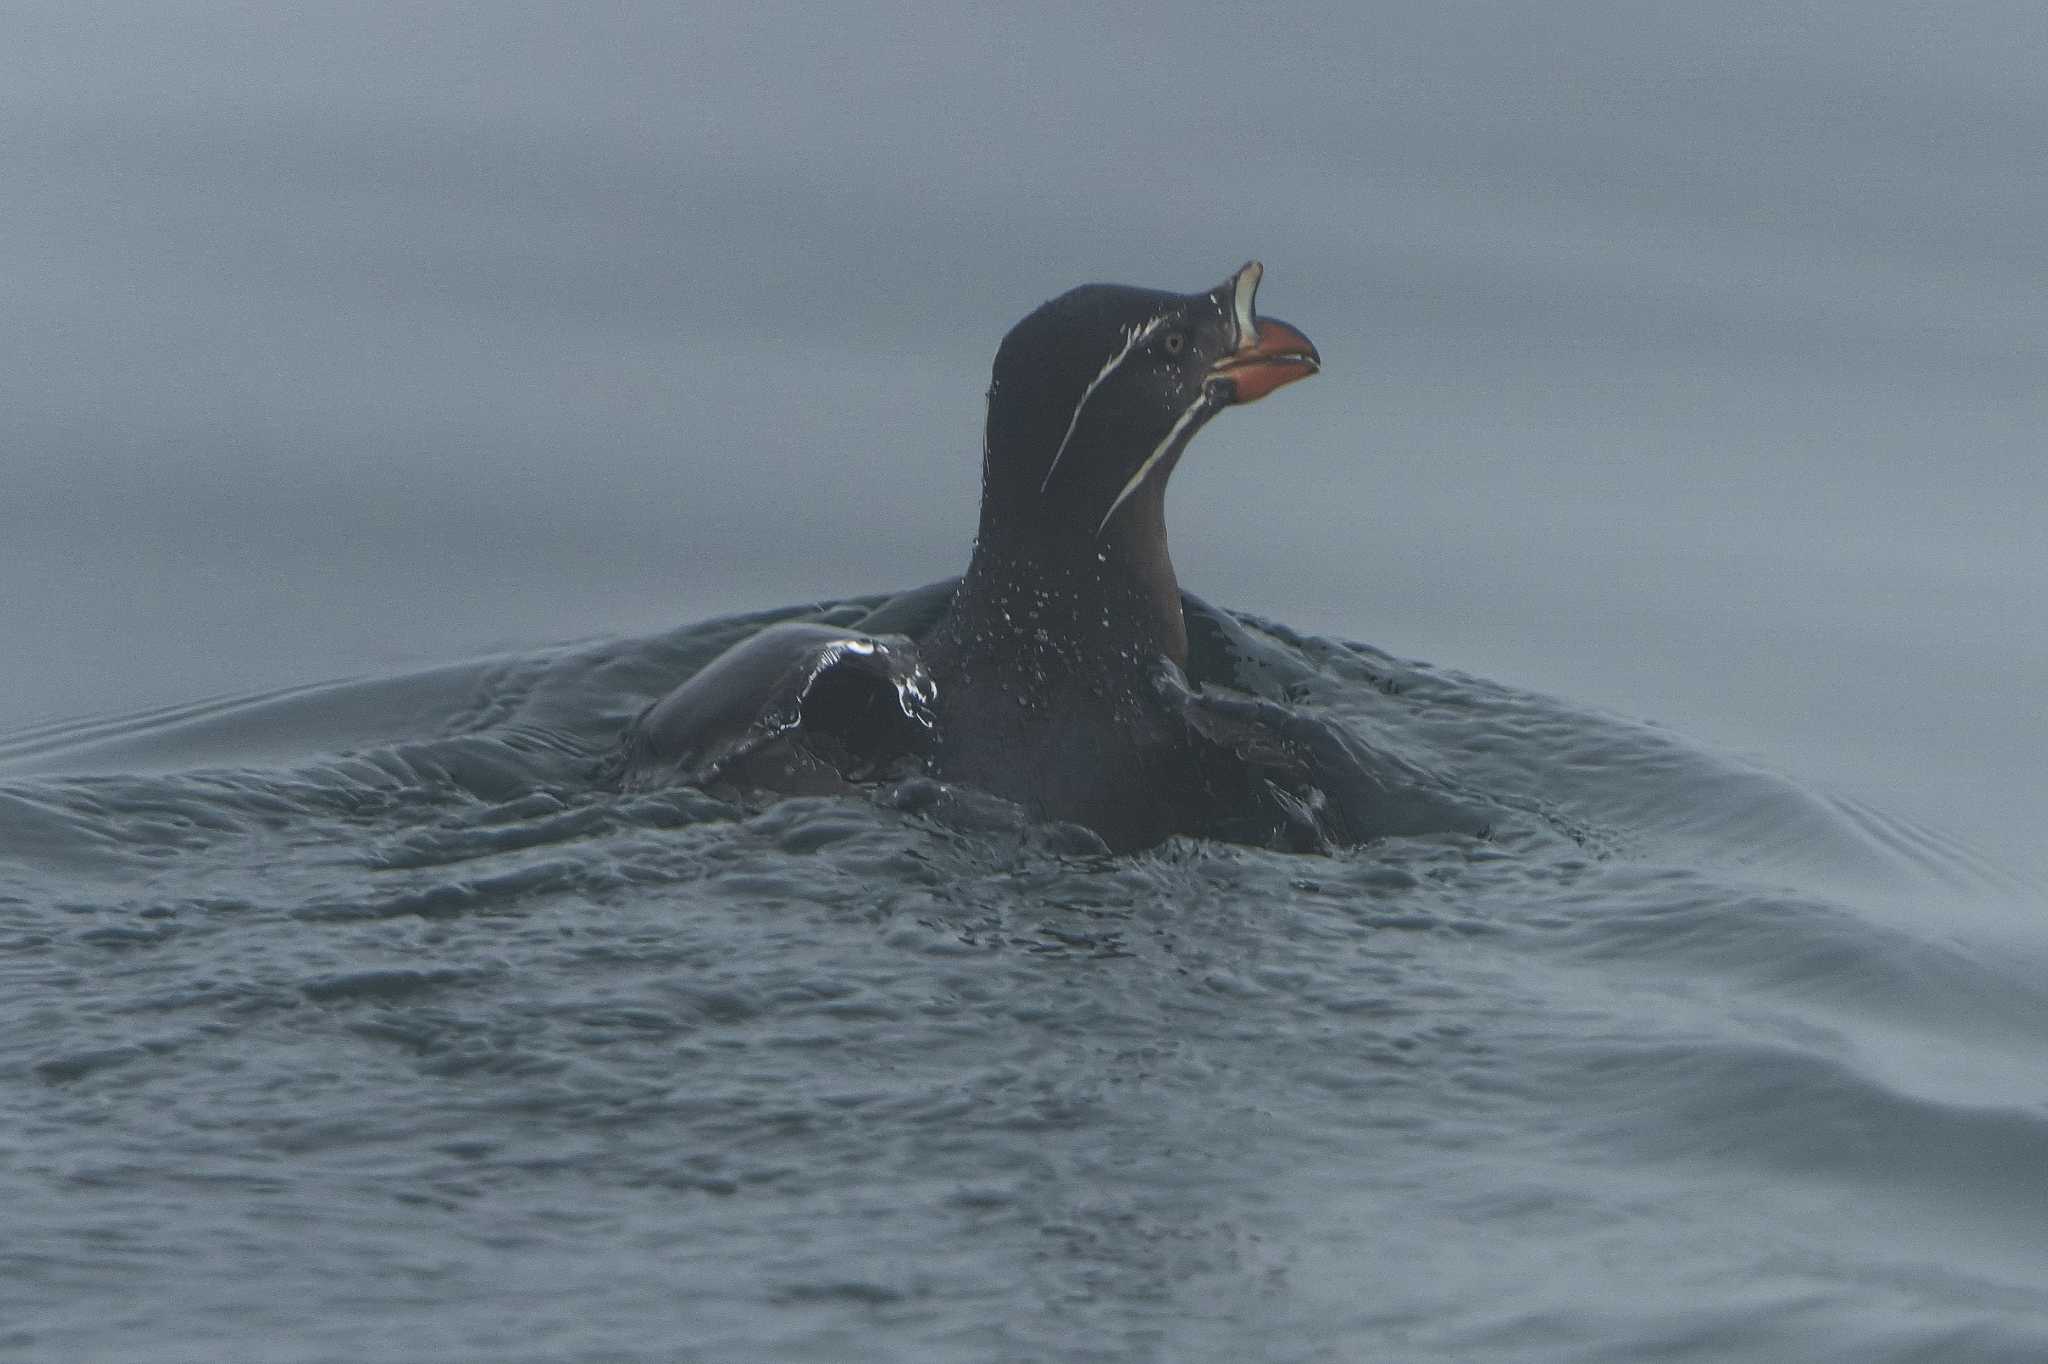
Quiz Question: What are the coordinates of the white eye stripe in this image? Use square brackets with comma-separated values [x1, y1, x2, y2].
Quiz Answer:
[1094, 396, 1209, 537]
[1039, 314, 1171, 494]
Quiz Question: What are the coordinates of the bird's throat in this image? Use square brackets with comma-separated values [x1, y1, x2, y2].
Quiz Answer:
[943, 515, 1188, 678]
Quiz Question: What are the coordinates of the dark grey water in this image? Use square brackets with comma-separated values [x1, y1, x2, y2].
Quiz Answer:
[6, 597, 2045, 1362]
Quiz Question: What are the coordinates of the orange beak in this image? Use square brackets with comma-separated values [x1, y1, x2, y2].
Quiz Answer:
[1208, 314, 1320, 404]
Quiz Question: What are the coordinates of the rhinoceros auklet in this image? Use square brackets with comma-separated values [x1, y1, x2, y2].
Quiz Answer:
[916, 261, 1319, 846]
[623, 262, 1476, 851]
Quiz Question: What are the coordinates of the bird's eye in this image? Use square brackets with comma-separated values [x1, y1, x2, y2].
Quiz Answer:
[1162, 331, 1187, 355]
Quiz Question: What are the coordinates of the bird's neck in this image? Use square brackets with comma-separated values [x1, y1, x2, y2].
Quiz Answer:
[940, 494, 1187, 677]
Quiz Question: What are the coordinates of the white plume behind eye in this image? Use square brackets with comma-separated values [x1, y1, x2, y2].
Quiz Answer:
[1231, 261, 1262, 350]
[1039, 314, 1170, 494]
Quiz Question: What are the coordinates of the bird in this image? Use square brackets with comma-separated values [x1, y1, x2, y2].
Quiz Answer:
[916, 261, 1320, 848]
[622, 261, 1480, 852]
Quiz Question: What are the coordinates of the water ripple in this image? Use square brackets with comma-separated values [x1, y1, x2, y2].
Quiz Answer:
[1, 596, 2043, 1361]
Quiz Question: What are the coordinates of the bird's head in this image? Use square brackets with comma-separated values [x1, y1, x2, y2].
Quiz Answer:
[981, 260, 1320, 546]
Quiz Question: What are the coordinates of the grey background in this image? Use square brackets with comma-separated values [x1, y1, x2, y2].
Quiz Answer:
[6, 2, 2043, 871]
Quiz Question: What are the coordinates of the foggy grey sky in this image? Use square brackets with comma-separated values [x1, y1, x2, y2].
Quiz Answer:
[4, 2, 2044, 859]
